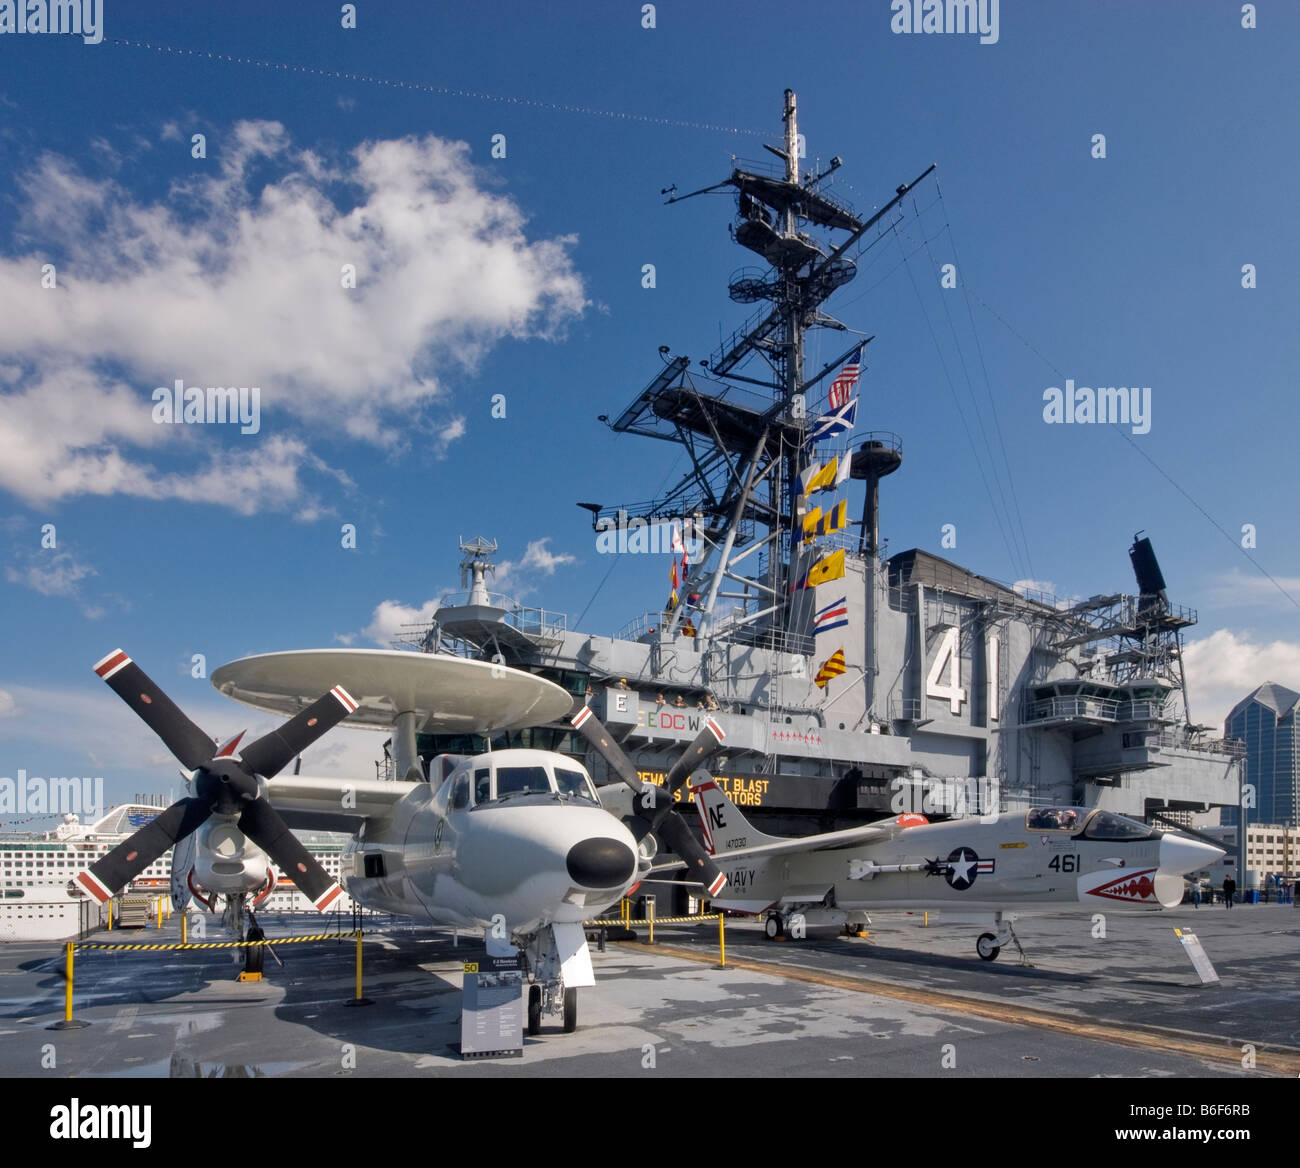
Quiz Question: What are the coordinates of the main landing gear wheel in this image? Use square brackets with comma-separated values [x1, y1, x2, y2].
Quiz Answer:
[244, 925, 265, 976]
[765, 914, 784, 940]
[976, 932, 1001, 962]
[527, 985, 542, 1036]
[563, 987, 578, 1033]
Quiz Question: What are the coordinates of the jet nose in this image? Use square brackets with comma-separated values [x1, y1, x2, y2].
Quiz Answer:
[566, 838, 637, 889]
[1159, 833, 1226, 875]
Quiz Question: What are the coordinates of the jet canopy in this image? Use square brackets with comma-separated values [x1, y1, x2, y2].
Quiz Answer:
[1025, 806, 1158, 841]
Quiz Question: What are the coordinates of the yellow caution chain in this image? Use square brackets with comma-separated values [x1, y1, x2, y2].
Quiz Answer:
[77, 931, 361, 952]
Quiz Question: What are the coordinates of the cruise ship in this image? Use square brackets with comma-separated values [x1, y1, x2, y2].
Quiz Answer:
[0, 800, 354, 942]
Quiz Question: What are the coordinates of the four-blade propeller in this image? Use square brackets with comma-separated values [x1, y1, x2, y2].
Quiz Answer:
[570, 705, 728, 896]
[76, 650, 356, 912]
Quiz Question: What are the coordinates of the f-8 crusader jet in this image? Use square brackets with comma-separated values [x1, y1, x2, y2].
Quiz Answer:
[691, 777, 1223, 961]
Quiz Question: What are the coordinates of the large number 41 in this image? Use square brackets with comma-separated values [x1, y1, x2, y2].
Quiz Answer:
[926, 627, 967, 713]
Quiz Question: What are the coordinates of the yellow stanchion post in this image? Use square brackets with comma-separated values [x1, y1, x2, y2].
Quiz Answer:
[48, 942, 89, 1030]
[648, 899, 655, 945]
[106, 899, 113, 931]
[716, 913, 726, 968]
[155, 898, 163, 929]
[181, 913, 188, 946]
[924, 911, 929, 927]
[345, 931, 373, 1007]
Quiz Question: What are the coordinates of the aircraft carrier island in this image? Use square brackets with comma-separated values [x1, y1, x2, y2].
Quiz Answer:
[398, 91, 1242, 863]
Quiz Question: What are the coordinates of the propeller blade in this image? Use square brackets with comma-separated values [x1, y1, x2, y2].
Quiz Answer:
[93, 650, 216, 771]
[75, 797, 213, 902]
[657, 812, 728, 897]
[653, 718, 726, 827]
[570, 706, 649, 796]
[238, 686, 359, 779]
[237, 798, 343, 911]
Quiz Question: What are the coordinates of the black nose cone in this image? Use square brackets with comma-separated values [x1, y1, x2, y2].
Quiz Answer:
[566, 838, 636, 888]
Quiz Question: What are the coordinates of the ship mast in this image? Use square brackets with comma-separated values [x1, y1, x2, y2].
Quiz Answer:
[592, 90, 934, 671]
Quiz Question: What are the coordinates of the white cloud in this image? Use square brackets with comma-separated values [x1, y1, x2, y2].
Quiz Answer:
[0, 680, 239, 780]
[292, 724, 390, 781]
[5, 547, 95, 597]
[0, 688, 15, 717]
[432, 416, 466, 460]
[501, 537, 576, 581]
[1181, 628, 1300, 731]
[0, 678, 389, 802]
[1012, 578, 1080, 610]
[0, 122, 587, 510]
[1204, 568, 1300, 613]
[361, 597, 444, 648]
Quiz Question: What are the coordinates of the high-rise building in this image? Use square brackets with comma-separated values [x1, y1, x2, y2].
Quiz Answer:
[1225, 682, 1300, 828]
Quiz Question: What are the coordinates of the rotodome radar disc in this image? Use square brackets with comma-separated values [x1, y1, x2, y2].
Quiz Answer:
[211, 649, 574, 733]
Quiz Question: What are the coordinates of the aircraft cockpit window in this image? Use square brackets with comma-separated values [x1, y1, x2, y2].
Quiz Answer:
[449, 774, 470, 811]
[1025, 807, 1083, 832]
[494, 766, 553, 800]
[474, 769, 491, 805]
[1079, 809, 1157, 841]
[555, 768, 597, 803]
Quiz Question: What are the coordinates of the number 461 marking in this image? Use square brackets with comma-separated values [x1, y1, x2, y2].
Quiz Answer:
[1048, 854, 1079, 873]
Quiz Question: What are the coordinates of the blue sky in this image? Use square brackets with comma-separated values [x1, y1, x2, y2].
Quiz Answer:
[1, 1, 1297, 816]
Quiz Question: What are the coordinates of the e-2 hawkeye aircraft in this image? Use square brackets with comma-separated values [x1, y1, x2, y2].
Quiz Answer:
[77, 649, 727, 1034]
[690, 777, 1224, 961]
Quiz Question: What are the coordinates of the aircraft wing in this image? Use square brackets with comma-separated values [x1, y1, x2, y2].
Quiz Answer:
[265, 775, 418, 831]
[713, 822, 897, 862]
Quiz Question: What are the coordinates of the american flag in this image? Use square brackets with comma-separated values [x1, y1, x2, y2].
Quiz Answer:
[828, 345, 863, 410]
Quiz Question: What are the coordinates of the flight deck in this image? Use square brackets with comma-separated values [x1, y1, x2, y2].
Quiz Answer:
[2, 904, 1295, 1079]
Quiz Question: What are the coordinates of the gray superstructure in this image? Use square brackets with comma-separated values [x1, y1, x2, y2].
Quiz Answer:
[400, 92, 1241, 847]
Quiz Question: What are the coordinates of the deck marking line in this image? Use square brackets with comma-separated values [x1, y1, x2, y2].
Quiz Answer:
[637, 941, 1300, 1076]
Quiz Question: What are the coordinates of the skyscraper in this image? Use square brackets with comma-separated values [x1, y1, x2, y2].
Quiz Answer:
[1225, 682, 1300, 828]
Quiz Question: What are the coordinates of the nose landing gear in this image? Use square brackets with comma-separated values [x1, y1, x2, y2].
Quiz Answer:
[526, 982, 578, 1035]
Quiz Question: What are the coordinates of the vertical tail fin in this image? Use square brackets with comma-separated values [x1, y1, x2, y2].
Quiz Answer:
[690, 774, 781, 855]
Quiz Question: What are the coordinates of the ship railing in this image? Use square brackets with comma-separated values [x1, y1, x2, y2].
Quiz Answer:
[508, 605, 567, 641]
[437, 589, 516, 610]
[1120, 699, 1168, 723]
[705, 609, 813, 657]
[889, 697, 923, 721]
[616, 612, 661, 642]
[708, 304, 778, 372]
[1152, 732, 1246, 758]
[435, 592, 567, 640]
[1025, 696, 1121, 723]
[1024, 696, 1181, 725]
[801, 530, 860, 557]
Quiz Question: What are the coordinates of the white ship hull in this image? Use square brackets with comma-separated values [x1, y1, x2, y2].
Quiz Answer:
[1, 803, 354, 942]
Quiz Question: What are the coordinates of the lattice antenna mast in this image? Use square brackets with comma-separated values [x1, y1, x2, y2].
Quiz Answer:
[593, 91, 934, 649]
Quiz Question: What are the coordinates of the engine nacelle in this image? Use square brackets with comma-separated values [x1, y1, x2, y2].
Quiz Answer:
[192, 817, 272, 896]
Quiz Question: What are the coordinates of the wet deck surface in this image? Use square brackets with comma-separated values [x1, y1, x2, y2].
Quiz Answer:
[0, 904, 1295, 1078]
